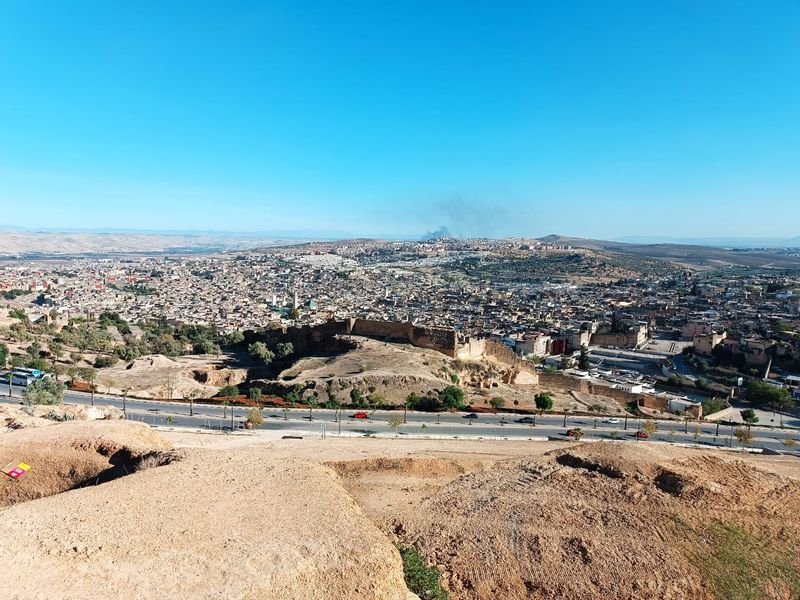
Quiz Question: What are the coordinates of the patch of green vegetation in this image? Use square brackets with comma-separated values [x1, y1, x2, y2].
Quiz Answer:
[692, 521, 800, 600]
[397, 545, 448, 600]
[2, 289, 29, 300]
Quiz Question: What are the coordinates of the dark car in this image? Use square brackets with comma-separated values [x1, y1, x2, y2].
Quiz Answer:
[463, 413, 479, 419]
[515, 416, 536, 424]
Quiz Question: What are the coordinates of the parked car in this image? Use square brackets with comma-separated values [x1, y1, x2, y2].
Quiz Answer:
[351, 411, 369, 419]
[603, 418, 621, 424]
[463, 413, 479, 419]
[566, 428, 584, 439]
[515, 416, 536, 424]
[635, 431, 649, 439]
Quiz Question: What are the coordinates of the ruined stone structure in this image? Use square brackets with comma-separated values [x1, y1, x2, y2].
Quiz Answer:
[244, 318, 460, 357]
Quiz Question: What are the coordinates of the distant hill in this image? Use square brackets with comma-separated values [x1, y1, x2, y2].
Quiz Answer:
[616, 235, 800, 248]
[537, 234, 800, 270]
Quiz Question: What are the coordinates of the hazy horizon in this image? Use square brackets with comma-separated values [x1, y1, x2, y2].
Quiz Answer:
[2, 2, 799, 239]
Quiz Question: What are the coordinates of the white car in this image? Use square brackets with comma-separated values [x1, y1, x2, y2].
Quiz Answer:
[603, 418, 621, 424]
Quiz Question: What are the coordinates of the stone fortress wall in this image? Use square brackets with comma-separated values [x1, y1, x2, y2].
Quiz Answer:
[243, 318, 460, 357]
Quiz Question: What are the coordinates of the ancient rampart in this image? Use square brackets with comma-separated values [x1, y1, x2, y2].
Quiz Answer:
[244, 318, 459, 357]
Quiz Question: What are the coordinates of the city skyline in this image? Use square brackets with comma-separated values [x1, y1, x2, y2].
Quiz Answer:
[1, 1, 799, 238]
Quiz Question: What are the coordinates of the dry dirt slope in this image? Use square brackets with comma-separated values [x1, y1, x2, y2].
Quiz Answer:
[0, 419, 172, 508]
[393, 443, 800, 600]
[0, 428, 417, 600]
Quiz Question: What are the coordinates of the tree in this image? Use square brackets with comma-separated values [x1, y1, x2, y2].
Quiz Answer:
[404, 393, 421, 424]
[5, 371, 13, 397]
[48, 340, 64, 364]
[246, 408, 264, 427]
[248, 341, 275, 365]
[327, 395, 342, 421]
[186, 389, 200, 416]
[692, 425, 702, 443]
[248, 388, 263, 403]
[306, 395, 318, 420]
[642, 420, 657, 436]
[282, 406, 290, 421]
[746, 380, 794, 412]
[489, 397, 505, 412]
[0, 342, 8, 368]
[781, 435, 797, 451]
[23, 378, 66, 406]
[275, 342, 294, 359]
[286, 385, 302, 406]
[165, 415, 174, 426]
[350, 388, 363, 406]
[578, 344, 590, 370]
[740, 408, 759, 429]
[438, 385, 465, 410]
[388, 414, 403, 436]
[733, 426, 753, 448]
[218, 384, 239, 398]
[79, 366, 97, 406]
[534, 392, 553, 415]
[121, 386, 131, 416]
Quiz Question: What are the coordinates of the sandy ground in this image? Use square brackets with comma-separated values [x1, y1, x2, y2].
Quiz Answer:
[1, 420, 172, 508]
[0, 423, 417, 600]
[95, 353, 248, 399]
[3, 419, 799, 600]
[163, 432, 800, 600]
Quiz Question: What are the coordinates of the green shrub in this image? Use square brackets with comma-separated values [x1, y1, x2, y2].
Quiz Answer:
[397, 545, 447, 600]
[217, 384, 239, 398]
[23, 378, 66, 405]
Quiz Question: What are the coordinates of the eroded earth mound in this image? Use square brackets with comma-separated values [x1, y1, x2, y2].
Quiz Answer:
[393, 443, 800, 600]
[0, 433, 417, 600]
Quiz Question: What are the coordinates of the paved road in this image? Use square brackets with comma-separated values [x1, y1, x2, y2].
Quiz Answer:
[1, 385, 798, 453]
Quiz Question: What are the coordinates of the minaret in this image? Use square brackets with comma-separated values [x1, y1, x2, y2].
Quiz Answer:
[293, 290, 299, 309]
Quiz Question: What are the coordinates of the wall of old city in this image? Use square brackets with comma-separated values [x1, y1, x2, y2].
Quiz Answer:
[537, 371, 702, 416]
[245, 318, 460, 357]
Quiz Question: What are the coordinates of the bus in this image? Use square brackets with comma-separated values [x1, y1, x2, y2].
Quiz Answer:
[5, 368, 51, 387]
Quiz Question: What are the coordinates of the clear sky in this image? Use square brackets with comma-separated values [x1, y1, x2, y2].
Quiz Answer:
[1, 1, 799, 239]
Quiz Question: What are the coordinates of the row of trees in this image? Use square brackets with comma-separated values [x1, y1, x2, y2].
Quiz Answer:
[247, 341, 294, 365]
[746, 380, 795, 412]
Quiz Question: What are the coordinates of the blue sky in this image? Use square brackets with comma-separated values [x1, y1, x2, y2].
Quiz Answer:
[1, 1, 799, 239]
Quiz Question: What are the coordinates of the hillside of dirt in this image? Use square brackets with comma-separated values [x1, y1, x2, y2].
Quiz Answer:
[0, 425, 417, 600]
[389, 443, 800, 600]
[0, 420, 173, 507]
[95, 353, 248, 399]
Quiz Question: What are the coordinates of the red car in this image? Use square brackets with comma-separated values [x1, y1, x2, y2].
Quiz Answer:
[635, 431, 649, 439]
[566, 428, 583, 439]
[352, 411, 369, 419]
